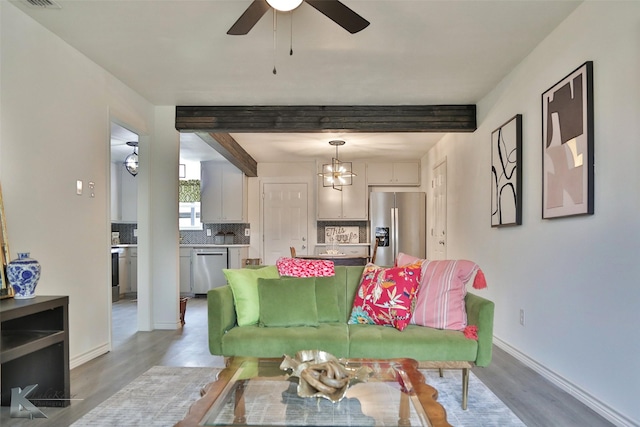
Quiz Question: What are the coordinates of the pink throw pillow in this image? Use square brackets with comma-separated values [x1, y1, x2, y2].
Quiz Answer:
[396, 254, 486, 331]
[348, 262, 422, 331]
[276, 257, 335, 278]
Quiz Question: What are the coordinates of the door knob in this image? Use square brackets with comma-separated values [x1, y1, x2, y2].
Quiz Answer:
[302, 237, 306, 241]
[439, 240, 445, 245]
[302, 245, 306, 249]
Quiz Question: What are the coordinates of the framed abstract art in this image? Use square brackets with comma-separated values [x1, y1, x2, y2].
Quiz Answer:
[491, 114, 522, 227]
[541, 61, 594, 219]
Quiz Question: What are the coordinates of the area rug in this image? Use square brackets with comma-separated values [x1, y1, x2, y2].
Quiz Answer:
[72, 366, 525, 426]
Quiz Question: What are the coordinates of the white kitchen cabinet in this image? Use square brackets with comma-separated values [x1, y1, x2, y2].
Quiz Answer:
[179, 247, 192, 295]
[228, 247, 249, 269]
[128, 247, 137, 293]
[119, 165, 138, 222]
[200, 160, 246, 223]
[367, 162, 420, 186]
[317, 162, 367, 220]
[118, 249, 128, 296]
[315, 244, 369, 257]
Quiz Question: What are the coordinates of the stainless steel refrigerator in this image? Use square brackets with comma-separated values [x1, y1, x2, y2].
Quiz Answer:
[370, 192, 426, 266]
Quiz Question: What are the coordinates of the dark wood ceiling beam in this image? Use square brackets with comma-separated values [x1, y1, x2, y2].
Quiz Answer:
[175, 105, 476, 133]
[196, 132, 258, 177]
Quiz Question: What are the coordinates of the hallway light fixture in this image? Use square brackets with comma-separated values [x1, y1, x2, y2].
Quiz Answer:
[318, 140, 355, 191]
[124, 141, 139, 177]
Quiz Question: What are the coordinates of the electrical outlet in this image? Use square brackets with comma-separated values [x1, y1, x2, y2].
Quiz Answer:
[244, 228, 250, 236]
[133, 228, 138, 237]
[206, 229, 212, 236]
[519, 309, 525, 326]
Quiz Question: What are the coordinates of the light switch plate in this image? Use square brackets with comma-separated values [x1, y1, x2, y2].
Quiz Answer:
[133, 228, 138, 237]
[244, 228, 250, 236]
[206, 229, 212, 236]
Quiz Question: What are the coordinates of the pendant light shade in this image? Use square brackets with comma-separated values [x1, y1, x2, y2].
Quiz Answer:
[318, 140, 355, 191]
[124, 141, 139, 177]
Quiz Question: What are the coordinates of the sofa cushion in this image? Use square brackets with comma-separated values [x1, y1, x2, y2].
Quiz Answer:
[396, 254, 483, 331]
[315, 274, 342, 323]
[347, 263, 422, 331]
[258, 277, 318, 327]
[348, 324, 478, 361]
[223, 266, 280, 326]
[276, 257, 335, 277]
[221, 323, 350, 358]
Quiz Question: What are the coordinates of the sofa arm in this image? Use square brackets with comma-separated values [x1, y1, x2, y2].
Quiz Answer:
[207, 285, 237, 355]
[465, 292, 495, 367]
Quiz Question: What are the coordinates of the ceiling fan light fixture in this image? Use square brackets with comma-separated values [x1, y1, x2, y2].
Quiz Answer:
[124, 141, 139, 177]
[318, 140, 355, 191]
[266, 0, 302, 12]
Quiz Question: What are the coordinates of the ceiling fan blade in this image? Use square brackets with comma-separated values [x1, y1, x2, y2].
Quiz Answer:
[305, 0, 369, 34]
[227, 0, 271, 35]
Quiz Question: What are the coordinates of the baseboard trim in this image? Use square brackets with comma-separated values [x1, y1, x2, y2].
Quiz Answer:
[153, 320, 181, 330]
[493, 336, 637, 427]
[70, 342, 110, 370]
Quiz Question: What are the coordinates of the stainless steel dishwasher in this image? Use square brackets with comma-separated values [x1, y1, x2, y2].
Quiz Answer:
[191, 247, 228, 295]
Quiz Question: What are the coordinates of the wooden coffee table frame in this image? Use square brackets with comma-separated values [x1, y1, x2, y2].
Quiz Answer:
[176, 357, 451, 427]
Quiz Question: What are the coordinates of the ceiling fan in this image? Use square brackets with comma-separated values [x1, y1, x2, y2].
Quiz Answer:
[227, 0, 370, 35]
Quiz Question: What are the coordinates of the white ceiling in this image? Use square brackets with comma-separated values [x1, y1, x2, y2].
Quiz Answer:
[15, 0, 581, 163]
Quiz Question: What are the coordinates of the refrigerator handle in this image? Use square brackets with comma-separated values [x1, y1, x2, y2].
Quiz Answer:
[392, 207, 399, 260]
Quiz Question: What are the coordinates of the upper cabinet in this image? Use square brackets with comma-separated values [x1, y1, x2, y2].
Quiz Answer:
[367, 162, 421, 186]
[111, 162, 137, 223]
[317, 162, 368, 220]
[200, 160, 246, 223]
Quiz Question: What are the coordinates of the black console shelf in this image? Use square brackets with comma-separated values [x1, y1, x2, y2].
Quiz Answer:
[0, 296, 69, 407]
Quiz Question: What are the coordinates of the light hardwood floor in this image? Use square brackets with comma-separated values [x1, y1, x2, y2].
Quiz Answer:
[1, 296, 614, 426]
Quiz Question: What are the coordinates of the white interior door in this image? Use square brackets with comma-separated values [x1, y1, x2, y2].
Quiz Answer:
[431, 160, 447, 259]
[263, 183, 308, 265]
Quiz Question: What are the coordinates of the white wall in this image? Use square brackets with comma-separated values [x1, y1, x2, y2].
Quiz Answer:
[424, 3, 640, 425]
[0, 2, 176, 365]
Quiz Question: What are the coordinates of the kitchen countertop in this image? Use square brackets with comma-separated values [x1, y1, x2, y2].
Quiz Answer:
[112, 244, 250, 249]
[315, 243, 371, 246]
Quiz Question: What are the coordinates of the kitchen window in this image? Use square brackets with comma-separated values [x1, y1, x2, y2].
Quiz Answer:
[179, 179, 203, 230]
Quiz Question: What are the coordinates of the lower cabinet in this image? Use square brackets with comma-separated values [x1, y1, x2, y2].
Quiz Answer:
[179, 248, 192, 295]
[118, 250, 128, 296]
[315, 245, 369, 257]
[228, 247, 249, 269]
[128, 247, 137, 294]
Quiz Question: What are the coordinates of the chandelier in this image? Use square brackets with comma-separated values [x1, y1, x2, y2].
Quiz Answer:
[318, 140, 356, 191]
[124, 141, 139, 177]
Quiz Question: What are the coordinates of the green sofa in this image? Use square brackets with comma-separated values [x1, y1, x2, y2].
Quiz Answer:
[207, 266, 494, 409]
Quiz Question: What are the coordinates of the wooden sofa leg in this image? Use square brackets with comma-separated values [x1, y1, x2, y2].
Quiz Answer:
[461, 368, 469, 410]
[438, 368, 444, 377]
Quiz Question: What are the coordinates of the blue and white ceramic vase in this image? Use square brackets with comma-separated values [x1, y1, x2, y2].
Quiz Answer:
[7, 252, 41, 299]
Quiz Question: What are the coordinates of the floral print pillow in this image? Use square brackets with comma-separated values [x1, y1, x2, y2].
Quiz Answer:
[276, 257, 335, 278]
[348, 262, 422, 331]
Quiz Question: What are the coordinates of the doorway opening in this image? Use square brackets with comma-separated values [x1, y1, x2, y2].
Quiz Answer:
[109, 121, 139, 346]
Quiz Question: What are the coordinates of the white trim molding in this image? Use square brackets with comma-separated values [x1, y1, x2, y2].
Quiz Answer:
[493, 336, 637, 427]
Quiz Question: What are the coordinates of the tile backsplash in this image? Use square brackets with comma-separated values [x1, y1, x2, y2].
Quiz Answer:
[113, 221, 368, 245]
[111, 223, 250, 245]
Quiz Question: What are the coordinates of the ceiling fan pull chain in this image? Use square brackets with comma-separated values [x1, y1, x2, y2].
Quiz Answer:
[290, 11, 294, 56]
[272, 9, 277, 74]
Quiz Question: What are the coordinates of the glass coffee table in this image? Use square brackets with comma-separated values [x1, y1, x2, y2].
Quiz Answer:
[177, 357, 451, 427]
